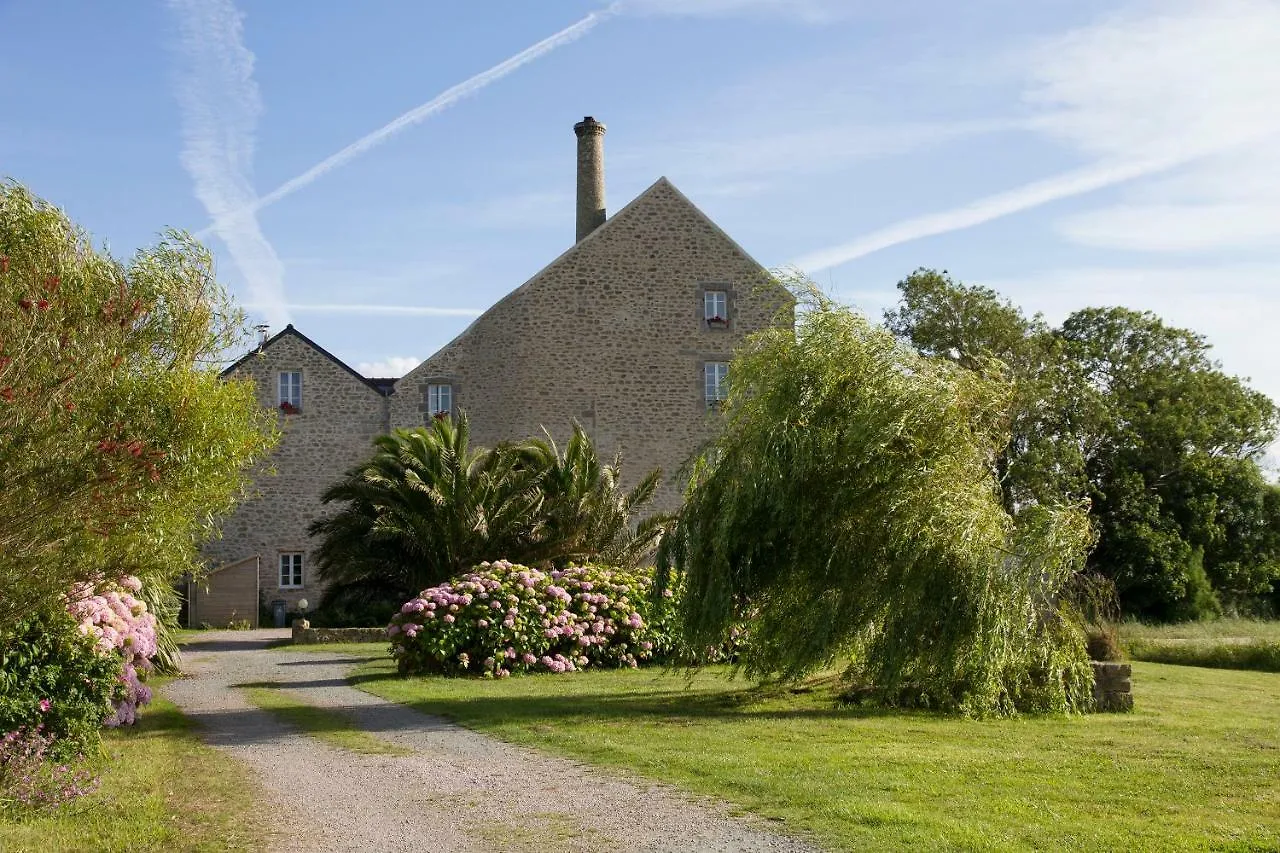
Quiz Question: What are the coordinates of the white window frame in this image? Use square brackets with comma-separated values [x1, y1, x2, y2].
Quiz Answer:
[279, 553, 303, 589]
[278, 371, 302, 410]
[427, 383, 452, 417]
[704, 290, 729, 323]
[704, 362, 729, 406]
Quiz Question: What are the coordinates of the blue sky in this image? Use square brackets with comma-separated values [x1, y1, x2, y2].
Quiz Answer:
[3, 0, 1278, 461]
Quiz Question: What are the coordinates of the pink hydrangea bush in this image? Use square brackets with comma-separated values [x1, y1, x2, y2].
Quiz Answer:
[388, 561, 677, 676]
[66, 576, 158, 726]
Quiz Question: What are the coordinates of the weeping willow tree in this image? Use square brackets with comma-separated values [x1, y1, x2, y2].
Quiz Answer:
[658, 277, 1096, 716]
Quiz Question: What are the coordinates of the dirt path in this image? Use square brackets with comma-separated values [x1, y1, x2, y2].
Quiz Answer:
[165, 630, 818, 852]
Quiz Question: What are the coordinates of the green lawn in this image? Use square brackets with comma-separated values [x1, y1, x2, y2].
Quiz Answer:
[1120, 618, 1280, 642]
[0, 691, 272, 853]
[1121, 619, 1280, 673]
[350, 656, 1280, 852]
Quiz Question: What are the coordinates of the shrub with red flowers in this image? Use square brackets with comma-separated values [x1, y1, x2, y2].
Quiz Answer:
[388, 561, 678, 676]
[0, 181, 277, 628]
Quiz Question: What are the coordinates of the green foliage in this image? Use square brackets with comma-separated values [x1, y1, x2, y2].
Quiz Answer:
[1126, 638, 1280, 672]
[659, 276, 1095, 715]
[0, 610, 122, 758]
[0, 182, 278, 625]
[311, 415, 665, 608]
[886, 269, 1280, 621]
[357, 658, 1280, 851]
[389, 562, 677, 677]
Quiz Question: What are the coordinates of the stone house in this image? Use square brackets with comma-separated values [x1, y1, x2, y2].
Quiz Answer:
[192, 117, 790, 626]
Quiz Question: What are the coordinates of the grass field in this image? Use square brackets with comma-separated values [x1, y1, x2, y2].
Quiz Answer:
[1121, 619, 1280, 672]
[0, 691, 271, 853]
[1119, 618, 1280, 642]
[348, 654, 1280, 852]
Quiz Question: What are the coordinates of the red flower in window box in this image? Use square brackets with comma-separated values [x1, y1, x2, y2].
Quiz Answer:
[279, 401, 300, 415]
[432, 411, 449, 421]
[706, 315, 728, 326]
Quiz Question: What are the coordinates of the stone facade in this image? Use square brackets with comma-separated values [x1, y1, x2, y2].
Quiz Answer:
[290, 621, 388, 645]
[1091, 661, 1134, 712]
[202, 122, 789, 615]
[207, 330, 391, 610]
[391, 177, 789, 510]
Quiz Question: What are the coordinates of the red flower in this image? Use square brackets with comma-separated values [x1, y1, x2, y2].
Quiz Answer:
[126, 440, 144, 458]
[64, 401, 75, 412]
[0, 256, 9, 274]
[18, 298, 32, 312]
[44, 275, 59, 293]
[0, 387, 14, 402]
[36, 299, 49, 311]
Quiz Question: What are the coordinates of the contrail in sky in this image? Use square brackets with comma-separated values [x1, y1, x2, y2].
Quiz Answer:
[791, 152, 1194, 272]
[198, 4, 620, 236]
[169, 0, 290, 328]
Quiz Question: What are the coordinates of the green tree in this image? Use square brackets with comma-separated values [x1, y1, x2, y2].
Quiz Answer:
[0, 182, 277, 625]
[509, 424, 666, 568]
[310, 415, 664, 612]
[886, 269, 1280, 620]
[659, 277, 1095, 716]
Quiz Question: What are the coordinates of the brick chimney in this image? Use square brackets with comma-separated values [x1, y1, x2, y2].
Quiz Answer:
[574, 116, 607, 242]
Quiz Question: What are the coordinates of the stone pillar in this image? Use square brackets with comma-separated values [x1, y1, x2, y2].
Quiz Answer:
[574, 116, 607, 242]
[1091, 662, 1133, 712]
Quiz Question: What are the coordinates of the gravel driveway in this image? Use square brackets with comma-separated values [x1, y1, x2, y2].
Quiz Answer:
[165, 630, 818, 852]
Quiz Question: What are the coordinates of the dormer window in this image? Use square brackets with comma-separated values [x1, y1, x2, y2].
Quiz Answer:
[278, 371, 302, 414]
[704, 290, 729, 326]
[427, 383, 453, 419]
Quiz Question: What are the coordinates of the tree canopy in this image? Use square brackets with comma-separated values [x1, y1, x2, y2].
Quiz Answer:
[659, 277, 1095, 716]
[0, 181, 277, 624]
[309, 415, 665, 612]
[886, 268, 1280, 620]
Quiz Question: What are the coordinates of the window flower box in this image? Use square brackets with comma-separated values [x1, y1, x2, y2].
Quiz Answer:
[279, 401, 300, 415]
[706, 315, 728, 327]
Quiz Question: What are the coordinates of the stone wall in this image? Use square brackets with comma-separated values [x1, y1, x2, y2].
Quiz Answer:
[207, 328, 390, 609]
[290, 620, 389, 645]
[391, 177, 791, 512]
[1092, 661, 1134, 712]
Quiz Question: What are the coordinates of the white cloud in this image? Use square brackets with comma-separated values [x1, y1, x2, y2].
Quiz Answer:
[168, 0, 288, 328]
[1027, 0, 1280, 254]
[356, 356, 421, 378]
[793, 0, 1280, 268]
[792, 152, 1190, 271]
[197, 6, 617, 236]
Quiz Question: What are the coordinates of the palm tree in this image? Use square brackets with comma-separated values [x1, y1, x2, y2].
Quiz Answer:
[510, 422, 667, 567]
[309, 414, 541, 604]
[310, 416, 667, 612]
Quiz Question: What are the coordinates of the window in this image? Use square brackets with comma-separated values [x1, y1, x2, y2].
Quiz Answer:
[704, 362, 729, 407]
[278, 371, 302, 412]
[427, 383, 452, 418]
[704, 290, 728, 325]
[279, 553, 303, 589]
